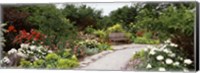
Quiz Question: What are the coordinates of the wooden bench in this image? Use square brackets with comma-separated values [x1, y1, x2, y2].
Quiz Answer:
[109, 32, 129, 42]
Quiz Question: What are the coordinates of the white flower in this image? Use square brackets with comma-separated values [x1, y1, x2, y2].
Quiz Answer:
[8, 48, 17, 55]
[160, 44, 167, 50]
[37, 46, 44, 49]
[159, 67, 166, 71]
[33, 56, 39, 61]
[184, 59, 192, 65]
[144, 48, 148, 51]
[163, 49, 172, 53]
[149, 50, 156, 55]
[146, 64, 152, 69]
[178, 57, 183, 60]
[20, 43, 29, 49]
[147, 45, 154, 49]
[27, 51, 34, 54]
[156, 55, 164, 61]
[2, 57, 10, 64]
[30, 45, 37, 50]
[48, 50, 53, 53]
[163, 49, 169, 53]
[170, 43, 178, 47]
[164, 39, 171, 43]
[169, 53, 176, 57]
[151, 47, 157, 51]
[17, 52, 27, 58]
[183, 68, 189, 72]
[173, 61, 180, 66]
[32, 41, 35, 44]
[165, 58, 173, 64]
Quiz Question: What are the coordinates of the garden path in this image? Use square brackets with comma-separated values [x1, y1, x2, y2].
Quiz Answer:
[78, 44, 151, 71]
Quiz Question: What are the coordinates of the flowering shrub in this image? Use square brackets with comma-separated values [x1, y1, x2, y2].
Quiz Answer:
[0, 43, 50, 67]
[74, 39, 112, 57]
[75, 39, 100, 56]
[13, 29, 46, 44]
[132, 39, 194, 71]
[0, 43, 79, 69]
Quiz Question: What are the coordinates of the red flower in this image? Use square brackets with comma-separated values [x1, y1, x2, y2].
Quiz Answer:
[7, 25, 17, 32]
[31, 29, 37, 35]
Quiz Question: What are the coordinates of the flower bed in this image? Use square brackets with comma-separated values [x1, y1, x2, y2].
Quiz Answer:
[130, 39, 194, 71]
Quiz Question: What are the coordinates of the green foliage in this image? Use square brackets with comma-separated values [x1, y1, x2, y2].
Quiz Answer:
[62, 4, 102, 30]
[84, 26, 96, 34]
[19, 52, 79, 69]
[57, 58, 79, 69]
[134, 3, 195, 59]
[76, 39, 112, 56]
[19, 59, 32, 68]
[106, 23, 124, 33]
[132, 49, 147, 62]
[97, 43, 112, 51]
[109, 5, 139, 31]
[134, 37, 160, 44]
[45, 53, 60, 61]
[20, 5, 78, 49]
[33, 59, 45, 68]
[93, 30, 107, 40]
[133, 32, 160, 44]
[77, 39, 100, 56]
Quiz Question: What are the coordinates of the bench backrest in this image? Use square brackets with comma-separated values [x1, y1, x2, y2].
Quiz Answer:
[109, 32, 128, 41]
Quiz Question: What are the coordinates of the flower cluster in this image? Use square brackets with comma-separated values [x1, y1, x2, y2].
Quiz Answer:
[141, 39, 193, 71]
[0, 43, 51, 67]
[13, 29, 46, 44]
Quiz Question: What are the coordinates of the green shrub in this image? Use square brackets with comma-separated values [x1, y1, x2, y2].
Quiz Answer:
[134, 37, 160, 44]
[85, 26, 96, 34]
[19, 52, 79, 69]
[56, 59, 77, 69]
[19, 59, 32, 68]
[33, 59, 45, 68]
[76, 39, 112, 56]
[93, 30, 107, 39]
[132, 49, 146, 60]
[107, 23, 124, 33]
[97, 43, 112, 51]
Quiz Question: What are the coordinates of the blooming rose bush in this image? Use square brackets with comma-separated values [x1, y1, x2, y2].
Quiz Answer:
[132, 39, 194, 71]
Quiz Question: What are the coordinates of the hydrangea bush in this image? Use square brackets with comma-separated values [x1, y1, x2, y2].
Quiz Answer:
[133, 39, 194, 71]
[0, 43, 50, 67]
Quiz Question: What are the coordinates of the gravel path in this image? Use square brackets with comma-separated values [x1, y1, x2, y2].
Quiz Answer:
[79, 44, 149, 70]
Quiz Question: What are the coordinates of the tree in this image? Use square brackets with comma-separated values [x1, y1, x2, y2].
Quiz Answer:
[62, 4, 102, 30]
[134, 2, 195, 62]
[19, 5, 77, 49]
